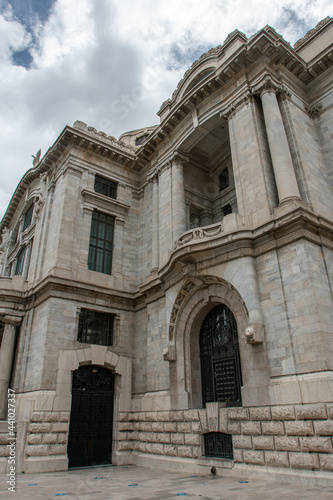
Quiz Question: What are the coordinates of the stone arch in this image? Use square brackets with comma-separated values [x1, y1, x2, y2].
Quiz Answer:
[55, 346, 132, 414]
[169, 276, 270, 409]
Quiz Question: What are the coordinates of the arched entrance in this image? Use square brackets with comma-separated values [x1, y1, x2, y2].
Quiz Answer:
[67, 365, 114, 468]
[200, 304, 242, 406]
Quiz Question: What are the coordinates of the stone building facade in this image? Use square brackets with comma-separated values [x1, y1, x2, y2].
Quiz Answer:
[0, 18, 333, 486]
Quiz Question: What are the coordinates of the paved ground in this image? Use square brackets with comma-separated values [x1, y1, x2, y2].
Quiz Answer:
[1, 465, 333, 500]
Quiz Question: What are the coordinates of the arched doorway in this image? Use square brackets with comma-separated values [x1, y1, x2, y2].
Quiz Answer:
[67, 365, 114, 468]
[200, 304, 242, 407]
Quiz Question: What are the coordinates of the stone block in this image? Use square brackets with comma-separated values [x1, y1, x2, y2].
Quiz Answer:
[249, 407, 271, 421]
[118, 422, 134, 432]
[289, 452, 320, 470]
[192, 422, 201, 433]
[178, 422, 191, 433]
[240, 421, 261, 435]
[163, 422, 176, 433]
[152, 422, 164, 432]
[171, 434, 185, 445]
[184, 410, 200, 421]
[232, 435, 252, 449]
[49, 444, 67, 455]
[28, 434, 42, 445]
[117, 432, 127, 441]
[170, 411, 184, 422]
[26, 445, 49, 456]
[29, 423, 51, 433]
[156, 411, 170, 422]
[253, 436, 274, 450]
[177, 446, 193, 458]
[0, 435, 11, 445]
[118, 413, 128, 422]
[300, 437, 333, 453]
[59, 412, 70, 422]
[233, 449, 243, 463]
[192, 446, 202, 459]
[0, 446, 9, 457]
[52, 423, 69, 433]
[157, 433, 170, 444]
[140, 422, 153, 432]
[295, 404, 327, 420]
[31, 412, 44, 422]
[243, 450, 265, 465]
[275, 436, 299, 451]
[57, 433, 68, 444]
[44, 412, 60, 422]
[327, 404, 333, 419]
[118, 441, 132, 451]
[285, 421, 314, 436]
[146, 412, 158, 422]
[42, 433, 57, 444]
[185, 434, 201, 446]
[271, 406, 295, 420]
[228, 408, 249, 421]
[265, 451, 289, 468]
[319, 453, 333, 471]
[164, 444, 177, 456]
[227, 422, 241, 434]
[151, 443, 164, 455]
[262, 421, 284, 435]
[314, 421, 333, 436]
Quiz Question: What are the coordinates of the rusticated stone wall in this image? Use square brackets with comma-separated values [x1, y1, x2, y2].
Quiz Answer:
[25, 411, 69, 460]
[117, 403, 333, 472]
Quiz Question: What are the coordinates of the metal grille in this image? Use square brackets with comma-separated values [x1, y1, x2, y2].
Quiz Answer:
[88, 210, 114, 275]
[67, 365, 114, 468]
[200, 304, 242, 406]
[78, 309, 114, 346]
[204, 432, 233, 459]
[94, 175, 117, 199]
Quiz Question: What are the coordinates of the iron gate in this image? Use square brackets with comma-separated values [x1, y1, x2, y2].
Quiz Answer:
[200, 304, 242, 406]
[67, 365, 114, 468]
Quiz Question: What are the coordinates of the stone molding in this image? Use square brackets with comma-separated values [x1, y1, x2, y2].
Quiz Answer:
[2, 315, 22, 326]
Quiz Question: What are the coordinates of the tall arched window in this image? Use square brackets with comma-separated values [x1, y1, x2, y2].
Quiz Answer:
[200, 304, 242, 407]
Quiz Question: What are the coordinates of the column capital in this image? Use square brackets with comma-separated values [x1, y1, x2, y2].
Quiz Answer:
[2, 315, 22, 326]
[171, 151, 189, 166]
[220, 88, 253, 121]
[251, 74, 290, 98]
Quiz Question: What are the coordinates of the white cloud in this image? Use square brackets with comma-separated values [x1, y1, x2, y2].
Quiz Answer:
[0, 0, 331, 220]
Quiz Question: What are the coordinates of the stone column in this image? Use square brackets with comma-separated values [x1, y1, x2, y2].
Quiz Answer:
[151, 176, 159, 271]
[260, 88, 301, 204]
[0, 315, 22, 419]
[171, 153, 187, 243]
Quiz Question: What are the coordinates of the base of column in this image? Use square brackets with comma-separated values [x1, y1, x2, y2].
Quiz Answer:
[274, 197, 309, 218]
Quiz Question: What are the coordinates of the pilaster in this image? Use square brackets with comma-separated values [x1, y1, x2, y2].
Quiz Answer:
[0, 315, 22, 419]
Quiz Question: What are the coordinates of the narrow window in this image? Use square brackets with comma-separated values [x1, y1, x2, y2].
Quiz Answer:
[204, 432, 233, 459]
[22, 204, 33, 231]
[15, 248, 26, 276]
[88, 210, 114, 275]
[94, 175, 117, 200]
[219, 168, 229, 191]
[78, 310, 114, 346]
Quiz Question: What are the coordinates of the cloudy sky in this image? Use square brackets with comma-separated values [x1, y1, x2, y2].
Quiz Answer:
[0, 0, 331, 220]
